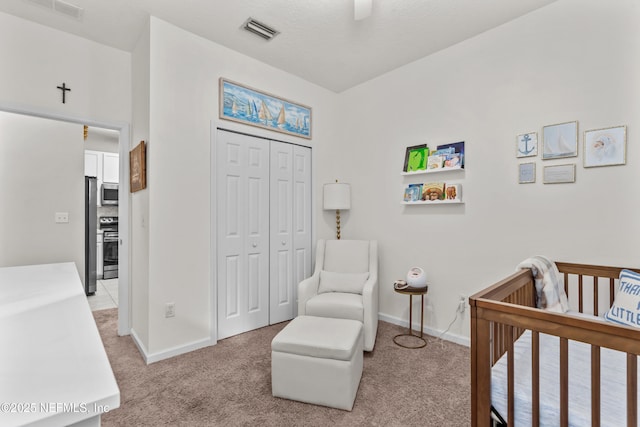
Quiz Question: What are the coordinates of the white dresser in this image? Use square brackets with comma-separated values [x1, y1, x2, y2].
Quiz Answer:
[0, 263, 120, 427]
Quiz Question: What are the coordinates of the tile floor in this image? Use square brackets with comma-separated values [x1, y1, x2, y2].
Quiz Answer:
[88, 278, 118, 311]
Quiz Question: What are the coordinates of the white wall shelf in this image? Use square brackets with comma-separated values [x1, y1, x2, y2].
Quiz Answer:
[402, 200, 464, 205]
[401, 166, 464, 176]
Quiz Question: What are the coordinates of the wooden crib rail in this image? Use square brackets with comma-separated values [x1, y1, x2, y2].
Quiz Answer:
[471, 262, 640, 427]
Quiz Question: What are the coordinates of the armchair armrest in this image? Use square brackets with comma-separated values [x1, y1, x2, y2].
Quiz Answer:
[361, 273, 379, 351]
[298, 273, 320, 315]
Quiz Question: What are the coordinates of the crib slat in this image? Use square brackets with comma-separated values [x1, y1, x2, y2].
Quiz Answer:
[560, 337, 569, 427]
[628, 353, 637, 427]
[593, 276, 599, 316]
[532, 331, 540, 426]
[507, 325, 514, 427]
[578, 274, 584, 313]
[610, 277, 615, 307]
[592, 345, 600, 427]
[564, 272, 569, 297]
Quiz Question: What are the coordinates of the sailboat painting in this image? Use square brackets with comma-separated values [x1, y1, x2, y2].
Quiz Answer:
[542, 121, 578, 160]
[219, 78, 312, 139]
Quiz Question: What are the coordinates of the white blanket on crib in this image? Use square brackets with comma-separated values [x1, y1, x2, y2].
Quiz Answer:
[516, 255, 569, 313]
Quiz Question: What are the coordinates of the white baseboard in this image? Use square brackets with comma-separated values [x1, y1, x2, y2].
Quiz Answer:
[378, 313, 470, 348]
[130, 328, 215, 364]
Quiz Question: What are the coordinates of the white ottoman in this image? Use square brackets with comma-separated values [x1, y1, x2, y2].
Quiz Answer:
[271, 315, 363, 411]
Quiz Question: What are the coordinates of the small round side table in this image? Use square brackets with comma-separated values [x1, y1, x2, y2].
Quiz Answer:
[393, 285, 429, 349]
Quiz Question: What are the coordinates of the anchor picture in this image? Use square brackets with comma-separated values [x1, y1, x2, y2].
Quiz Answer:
[516, 132, 537, 157]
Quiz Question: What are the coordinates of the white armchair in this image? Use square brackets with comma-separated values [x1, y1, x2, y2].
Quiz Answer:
[298, 239, 378, 351]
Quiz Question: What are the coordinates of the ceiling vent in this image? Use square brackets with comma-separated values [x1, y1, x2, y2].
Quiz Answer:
[54, 0, 84, 20]
[242, 18, 279, 41]
[23, 0, 84, 20]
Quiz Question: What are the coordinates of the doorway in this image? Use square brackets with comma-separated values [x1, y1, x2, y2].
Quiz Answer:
[0, 104, 131, 336]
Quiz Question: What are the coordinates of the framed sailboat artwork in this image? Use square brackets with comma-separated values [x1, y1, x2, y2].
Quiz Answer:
[542, 121, 578, 160]
[219, 78, 312, 139]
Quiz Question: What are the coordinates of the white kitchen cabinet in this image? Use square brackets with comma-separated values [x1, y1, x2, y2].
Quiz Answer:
[102, 152, 119, 183]
[97, 232, 103, 279]
[84, 151, 102, 179]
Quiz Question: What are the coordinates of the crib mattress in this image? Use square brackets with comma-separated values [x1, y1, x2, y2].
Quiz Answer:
[491, 319, 639, 426]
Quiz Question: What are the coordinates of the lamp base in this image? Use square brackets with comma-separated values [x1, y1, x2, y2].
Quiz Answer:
[336, 209, 341, 240]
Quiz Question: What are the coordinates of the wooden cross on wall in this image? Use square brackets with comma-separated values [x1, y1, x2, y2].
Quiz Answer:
[56, 82, 71, 104]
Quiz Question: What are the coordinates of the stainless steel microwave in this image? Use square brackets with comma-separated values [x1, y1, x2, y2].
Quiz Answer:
[101, 183, 118, 205]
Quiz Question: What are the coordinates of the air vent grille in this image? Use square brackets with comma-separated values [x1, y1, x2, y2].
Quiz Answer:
[23, 0, 84, 20]
[242, 18, 279, 41]
[54, 0, 84, 20]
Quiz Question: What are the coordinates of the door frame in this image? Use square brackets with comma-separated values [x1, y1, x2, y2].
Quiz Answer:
[210, 121, 315, 345]
[0, 102, 131, 336]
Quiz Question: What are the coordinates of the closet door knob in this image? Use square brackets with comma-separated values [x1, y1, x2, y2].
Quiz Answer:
[252, 243, 257, 248]
[281, 241, 286, 246]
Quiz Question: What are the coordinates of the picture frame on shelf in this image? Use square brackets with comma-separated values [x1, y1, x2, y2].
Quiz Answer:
[542, 121, 578, 160]
[422, 182, 445, 201]
[404, 183, 423, 202]
[583, 125, 626, 168]
[403, 144, 428, 172]
[437, 141, 465, 168]
[518, 162, 536, 184]
[426, 155, 444, 170]
[516, 132, 538, 158]
[444, 184, 461, 201]
[543, 163, 575, 184]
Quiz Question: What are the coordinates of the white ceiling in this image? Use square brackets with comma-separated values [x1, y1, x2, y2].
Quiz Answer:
[1, 0, 557, 93]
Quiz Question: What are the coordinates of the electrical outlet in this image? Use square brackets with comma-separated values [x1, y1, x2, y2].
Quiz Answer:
[458, 295, 467, 313]
[165, 302, 175, 318]
[55, 212, 69, 223]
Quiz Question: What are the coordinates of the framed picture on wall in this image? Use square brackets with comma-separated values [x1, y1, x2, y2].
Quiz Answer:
[543, 164, 575, 184]
[542, 121, 578, 160]
[518, 162, 536, 184]
[584, 125, 627, 168]
[130, 141, 147, 193]
[219, 78, 312, 140]
[516, 132, 538, 158]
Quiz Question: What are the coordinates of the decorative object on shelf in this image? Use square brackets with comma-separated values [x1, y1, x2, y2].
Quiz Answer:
[542, 121, 578, 160]
[403, 183, 422, 202]
[422, 182, 445, 201]
[427, 155, 444, 170]
[583, 125, 626, 168]
[543, 163, 575, 184]
[445, 183, 462, 201]
[219, 78, 312, 139]
[517, 132, 538, 157]
[406, 267, 427, 288]
[437, 141, 465, 168]
[130, 141, 147, 193]
[323, 181, 351, 239]
[403, 144, 428, 172]
[518, 162, 536, 184]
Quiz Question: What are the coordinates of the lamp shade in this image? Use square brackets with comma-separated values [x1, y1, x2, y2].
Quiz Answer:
[323, 183, 351, 210]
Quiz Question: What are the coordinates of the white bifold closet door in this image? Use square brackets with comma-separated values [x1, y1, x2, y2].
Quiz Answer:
[216, 129, 311, 340]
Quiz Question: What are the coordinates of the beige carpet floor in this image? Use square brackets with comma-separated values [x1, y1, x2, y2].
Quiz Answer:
[93, 309, 470, 426]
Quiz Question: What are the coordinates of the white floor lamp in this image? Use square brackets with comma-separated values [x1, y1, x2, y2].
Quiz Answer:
[323, 181, 351, 240]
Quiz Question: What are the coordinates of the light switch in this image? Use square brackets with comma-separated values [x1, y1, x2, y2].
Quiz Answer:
[55, 212, 69, 223]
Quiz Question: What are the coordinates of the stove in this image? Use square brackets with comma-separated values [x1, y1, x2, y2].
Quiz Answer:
[99, 216, 118, 279]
